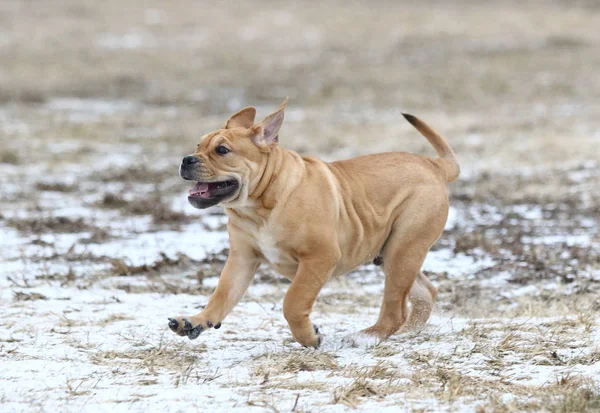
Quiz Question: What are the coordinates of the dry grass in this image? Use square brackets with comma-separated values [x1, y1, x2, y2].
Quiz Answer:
[6, 216, 96, 234]
[332, 377, 407, 408]
[97, 313, 135, 326]
[341, 361, 403, 381]
[106, 250, 224, 294]
[254, 351, 339, 378]
[13, 291, 47, 301]
[34, 182, 78, 192]
[89, 338, 207, 376]
[474, 375, 600, 412]
[79, 227, 114, 244]
[0, 149, 21, 165]
[97, 193, 129, 209]
[371, 344, 399, 358]
[94, 166, 173, 185]
[110, 252, 199, 277]
[332, 379, 382, 408]
[97, 186, 193, 226]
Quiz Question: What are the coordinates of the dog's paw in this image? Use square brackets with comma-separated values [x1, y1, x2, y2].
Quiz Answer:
[167, 316, 221, 340]
[341, 331, 381, 349]
[296, 324, 323, 349]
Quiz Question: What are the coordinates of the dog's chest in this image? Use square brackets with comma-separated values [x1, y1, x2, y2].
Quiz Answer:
[256, 229, 281, 264]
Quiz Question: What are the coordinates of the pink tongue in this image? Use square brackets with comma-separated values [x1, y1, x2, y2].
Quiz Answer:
[189, 182, 210, 198]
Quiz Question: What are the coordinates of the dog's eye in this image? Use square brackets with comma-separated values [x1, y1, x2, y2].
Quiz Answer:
[215, 145, 230, 155]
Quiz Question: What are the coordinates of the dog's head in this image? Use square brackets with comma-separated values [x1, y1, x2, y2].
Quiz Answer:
[180, 98, 287, 209]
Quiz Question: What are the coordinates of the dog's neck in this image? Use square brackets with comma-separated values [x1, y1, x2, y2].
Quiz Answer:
[227, 146, 305, 216]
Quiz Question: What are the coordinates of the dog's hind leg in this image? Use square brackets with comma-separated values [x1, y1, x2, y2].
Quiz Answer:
[343, 195, 446, 347]
[363, 243, 428, 342]
[402, 272, 437, 332]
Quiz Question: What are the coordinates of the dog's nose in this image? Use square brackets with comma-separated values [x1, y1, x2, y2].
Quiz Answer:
[182, 156, 200, 167]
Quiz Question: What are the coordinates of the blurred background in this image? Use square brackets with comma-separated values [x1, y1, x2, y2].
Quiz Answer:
[1, 1, 599, 410]
[2, 0, 599, 167]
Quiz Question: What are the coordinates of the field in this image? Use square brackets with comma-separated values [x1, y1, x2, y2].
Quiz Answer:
[1, 1, 599, 412]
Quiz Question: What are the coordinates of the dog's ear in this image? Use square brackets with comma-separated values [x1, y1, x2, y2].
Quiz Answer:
[223, 106, 256, 129]
[249, 98, 288, 152]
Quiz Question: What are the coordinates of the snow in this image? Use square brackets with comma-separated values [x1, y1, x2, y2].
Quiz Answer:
[2, 211, 599, 412]
[1, 109, 599, 412]
[2, 166, 599, 412]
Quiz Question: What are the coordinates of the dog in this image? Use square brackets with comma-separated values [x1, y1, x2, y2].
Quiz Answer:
[168, 99, 459, 348]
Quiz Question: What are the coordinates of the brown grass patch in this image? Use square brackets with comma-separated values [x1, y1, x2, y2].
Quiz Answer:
[398, 356, 600, 412]
[371, 344, 399, 358]
[89, 339, 207, 377]
[254, 351, 339, 378]
[79, 227, 114, 244]
[149, 202, 191, 226]
[97, 314, 135, 326]
[96, 189, 193, 227]
[332, 377, 406, 408]
[7, 216, 96, 234]
[34, 182, 78, 192]
[474, 375, 600, 412]
[13, 291, 48, 301]
[110, 252, 199, 277]
[0, 149, 21, 165]
[94, 166, 172, 185]
[104, 250, 228, 294]
[340, 361, 404, 382]
[97, 193, 129, 208]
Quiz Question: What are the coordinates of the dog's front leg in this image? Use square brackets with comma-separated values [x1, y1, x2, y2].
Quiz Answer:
[283, 256, 338, 348]
[168, 250, 259, 340]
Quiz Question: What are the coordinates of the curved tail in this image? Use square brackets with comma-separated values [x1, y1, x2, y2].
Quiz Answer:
[402, 113, 460, 183]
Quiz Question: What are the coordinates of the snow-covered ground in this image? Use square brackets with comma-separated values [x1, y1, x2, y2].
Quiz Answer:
[1, 147, 599, 412]
[2, 220, 598, 412]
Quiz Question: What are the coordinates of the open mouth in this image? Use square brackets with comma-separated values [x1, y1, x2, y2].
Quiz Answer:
[187, 179, 239, 209]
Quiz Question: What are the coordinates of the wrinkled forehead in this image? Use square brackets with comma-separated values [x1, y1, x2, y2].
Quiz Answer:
[195, 128, 248, 152]
[196, 130, 227, 151]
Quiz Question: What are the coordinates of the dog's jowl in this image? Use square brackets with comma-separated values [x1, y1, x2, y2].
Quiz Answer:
[168, 99, 459, 348]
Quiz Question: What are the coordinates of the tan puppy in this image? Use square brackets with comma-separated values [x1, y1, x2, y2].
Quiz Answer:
[168, 99, 459, 348]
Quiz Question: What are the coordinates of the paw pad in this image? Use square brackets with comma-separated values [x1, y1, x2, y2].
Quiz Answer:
[182, 318, 203, 340]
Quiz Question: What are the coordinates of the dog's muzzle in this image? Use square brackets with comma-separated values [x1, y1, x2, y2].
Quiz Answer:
[180, 155, 240, 209]
[180, 156, 200, 181]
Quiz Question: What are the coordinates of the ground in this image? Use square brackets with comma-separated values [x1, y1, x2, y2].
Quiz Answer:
[1, 1, 599, 412]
